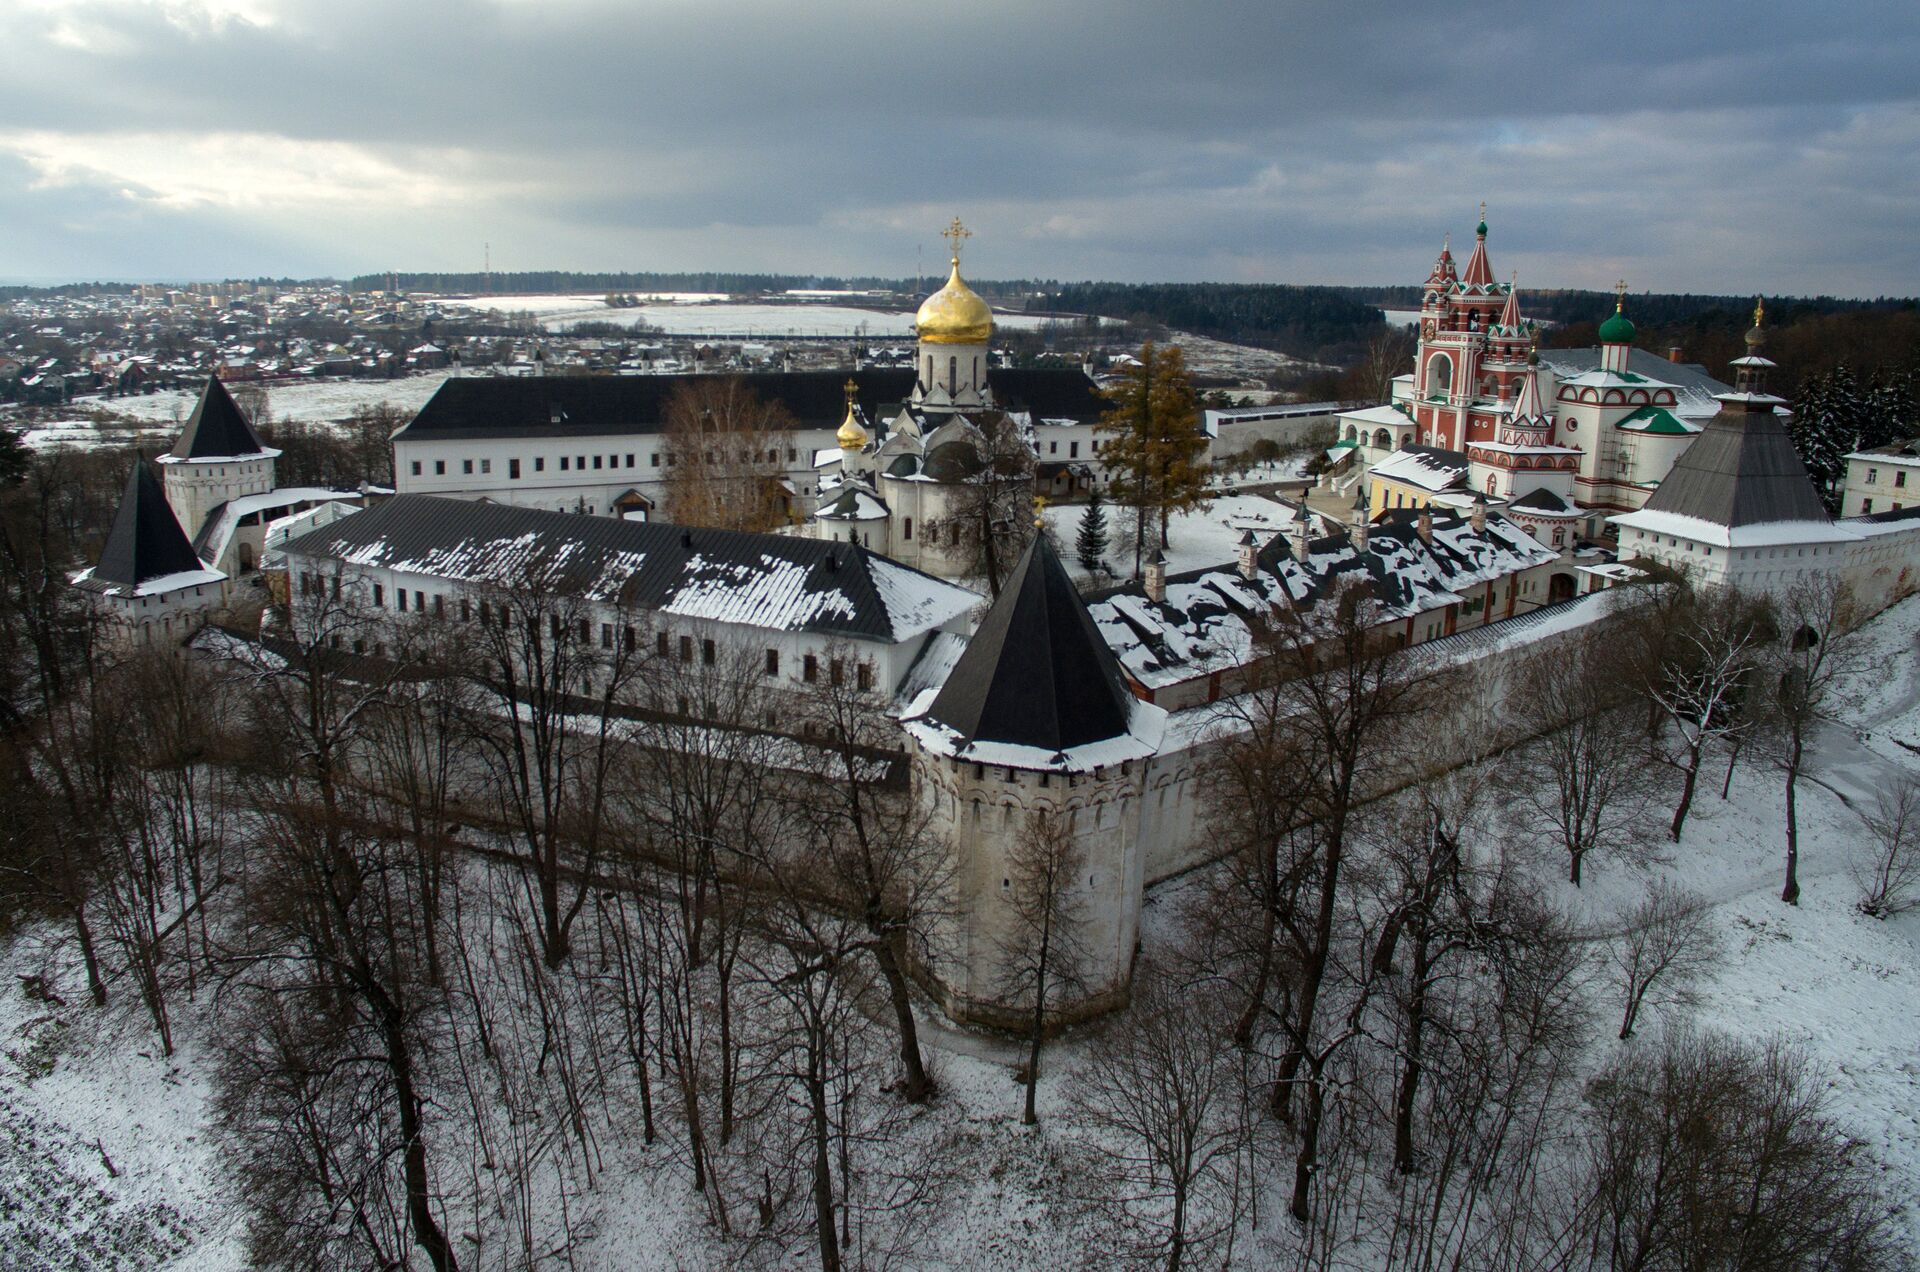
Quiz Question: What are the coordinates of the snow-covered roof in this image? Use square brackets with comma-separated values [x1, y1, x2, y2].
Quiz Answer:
[72, 563, 226, 599]
[193, 487, 361, 567]
[1610, 508, 1853, 550]
[1087, 509, 1558, 690]
[1371, 444, 1470, 493]
[1336, 403, 1414, 428]
[281, 494, 978, 643]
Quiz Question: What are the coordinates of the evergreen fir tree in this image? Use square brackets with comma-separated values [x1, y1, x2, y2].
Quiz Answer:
[1864, 368, 1918, 449]
[1095, 340, 1210, 576]
[1788, 367, 1854, 512]
[1075, 487, 1110, 575]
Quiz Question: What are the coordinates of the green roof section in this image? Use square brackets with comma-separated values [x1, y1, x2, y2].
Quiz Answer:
[1599, 310, 1637, 344]
[1617, 405, 1696, 435]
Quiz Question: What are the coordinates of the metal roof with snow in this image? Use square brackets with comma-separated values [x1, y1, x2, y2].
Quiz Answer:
[280, 494, 978, 642]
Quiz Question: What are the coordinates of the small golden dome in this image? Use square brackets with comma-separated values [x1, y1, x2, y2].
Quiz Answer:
[914, 257, 994, 345]
[836, 399, 868, 451]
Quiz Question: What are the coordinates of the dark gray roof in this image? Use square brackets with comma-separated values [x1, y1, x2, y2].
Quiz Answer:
[394, 368, 1106, 443]
[169, 376, 268, 459]
[1535, 347, 1732, 408]
[90, 462, 204, 587]
[1509, 487, 1575, 513]
[923, 535, 1136, 753]
[1637, 402, 1829, 528]
[279, 494, 974, 641]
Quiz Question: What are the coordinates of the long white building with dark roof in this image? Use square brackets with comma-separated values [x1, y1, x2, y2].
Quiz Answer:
[278, 493, 982, 697]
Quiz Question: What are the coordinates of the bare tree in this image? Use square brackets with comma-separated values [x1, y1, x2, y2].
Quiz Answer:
[1764, 576, 1873, 904]
[1517, 634, 1658, 885]
[1612, 880, 1718, 1040]
[1068, 969, 1248, 1271]
[939, 411, 1038, 597]
[786, 639, 950, 1103]
[1579, 1032, 1897, 1271]
[1648, 590, 1768, 842]
[999, 808, 1089, 1126]
[662, 377, 796, 531]
[1852, 775, 1920, 917]
[460, 568, 647, 967]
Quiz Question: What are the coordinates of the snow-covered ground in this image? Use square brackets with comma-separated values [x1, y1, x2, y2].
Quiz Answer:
[93, 372, 455, 427]
[4, 598, 1919, 1267]
[438, 294, 1078, 338]
[1045, 490, 1316, 582]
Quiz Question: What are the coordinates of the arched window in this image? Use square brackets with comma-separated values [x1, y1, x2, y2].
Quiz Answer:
[1428, 353, 1453, 396]
[1485, 474, 1497, 494]
[949, 356, 957, 391]
[903, 517, 913, 541]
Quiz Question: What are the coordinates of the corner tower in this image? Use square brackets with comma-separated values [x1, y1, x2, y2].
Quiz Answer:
[157, 376, 279, 540]
[903, 533, 1165, 1028]
[912, 218, 994, 414]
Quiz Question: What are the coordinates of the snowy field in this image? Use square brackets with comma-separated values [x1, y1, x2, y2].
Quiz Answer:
[91, 372, 455, 427]
[441, 294, 1083, 338]
[4, 597, 1919, 1267]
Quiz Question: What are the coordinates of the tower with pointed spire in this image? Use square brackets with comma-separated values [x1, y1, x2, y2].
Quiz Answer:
[71, 461, 228, 647]
[155, 375, 280, 544]
[903, 533, 1166, 1027]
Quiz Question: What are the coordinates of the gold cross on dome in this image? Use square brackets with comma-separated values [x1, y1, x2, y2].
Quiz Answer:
[1752, 296, 1765, 328]
[943, 217, 972, 261]
[843, 377, 858, 406]
[1614, 279, 1628, 311]
[1032, 493, 1048, 529]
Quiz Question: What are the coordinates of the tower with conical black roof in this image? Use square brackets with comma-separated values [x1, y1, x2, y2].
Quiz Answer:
[904, 533, 1165, 1029]
[72, 461, 227, 647]
[156, 376, 280, 541]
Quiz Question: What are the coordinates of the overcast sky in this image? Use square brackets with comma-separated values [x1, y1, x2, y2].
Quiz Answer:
[0, 0, 1914, 296]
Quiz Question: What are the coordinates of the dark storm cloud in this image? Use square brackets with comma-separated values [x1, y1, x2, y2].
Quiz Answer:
[0, 0, 1913, 294]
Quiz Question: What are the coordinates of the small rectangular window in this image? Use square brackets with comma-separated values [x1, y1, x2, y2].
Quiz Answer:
[410, 460, 422, 476]
[679, 635, 693, 663]
[1069, 441, 1079, 459]
[415, 591, 425, 612]
[830, 658, 844, 687]
[479, 459, 491, 475]
[601, 623, 613, 650]
[434, 594, 445, 617]
[460, 598, 471, 621]
[479, 599, 491, 624]
[463, 459, 474, 475]
[856, 663, 873, 692]
[626, 454, 635, 468]
[702, 639, 716, 666]
[577, 455, 586, 469]
[396, 589, 406, 612]
[434, 460, 446, 476]
[593, 455, 602, 470]
[535, 457, 545, 472]
[623, 625, 636, 651]
[650, 453, 660, 468]
[560, 456, 570, 471]
[656, 630, 669, 656]
[578, 619, 591, 644]
[765, 648, 779, 677]
[509, 458, 521, 479]
[803, 654, 818, 683]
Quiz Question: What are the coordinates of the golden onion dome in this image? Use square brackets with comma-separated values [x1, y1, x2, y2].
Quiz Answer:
[914, 257, 994, 345]
[836, 401, 868, 450]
